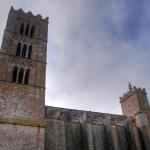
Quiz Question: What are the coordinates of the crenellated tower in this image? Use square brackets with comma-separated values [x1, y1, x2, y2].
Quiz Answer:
[120, 83, 149, 117]
[0, 7, 48, 149]
[120, 83, 150, 150]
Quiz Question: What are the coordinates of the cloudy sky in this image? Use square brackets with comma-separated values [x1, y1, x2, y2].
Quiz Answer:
[0, 0, 150, 114]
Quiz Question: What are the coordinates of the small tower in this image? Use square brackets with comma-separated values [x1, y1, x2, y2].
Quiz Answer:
[120, 83, 150, 150]
[0, 7, 48, 149]
[120, 83, 149, 117]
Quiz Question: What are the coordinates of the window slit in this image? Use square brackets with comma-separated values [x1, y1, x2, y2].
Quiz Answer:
[12, 67, 18, 82]
[28, 45, 32, 59]
[16, 43, 21, 56]
[24, 69, 30, 84]
[18, 68, 24, 83]
[22, 44, 27, 58]
[25, 24, 30, 36]
[20, 23, 24, 34]
[30, 25, 35, 37]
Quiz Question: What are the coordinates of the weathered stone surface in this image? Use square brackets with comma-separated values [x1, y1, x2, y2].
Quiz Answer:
[0, 124, 44, 150]
[45, 106, 141, 150]
[45, 120, 66, 150]
[120, 84, 150, 150]
[0, 81, 45, 120]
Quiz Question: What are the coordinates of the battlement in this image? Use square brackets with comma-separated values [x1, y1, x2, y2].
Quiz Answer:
[120, 83, 146, 102]
[45, 106, 135, 126]
[10, 6, 49, 22]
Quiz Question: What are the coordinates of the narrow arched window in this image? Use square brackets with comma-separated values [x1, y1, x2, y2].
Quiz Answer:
[25, 24, 30, 36]
[30, 25, 35, 37]
[20, 23, 24, 34]
[16, 43, 21, 57]
[12, 66, 18, 82]
[28, 45, 32, 59]
[22, 44, 27, 58]
[18, 68, 24, 83]
[24, 69, 30, 84]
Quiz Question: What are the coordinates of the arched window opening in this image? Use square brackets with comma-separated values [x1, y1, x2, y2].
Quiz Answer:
[24, 69, 30, 84]
[30, 25, 35, 37]
[12, 66, 18, 82]
[18, 68, 24, 83]
[20, 22, 24, 34]
[25, 24, 30, 36]
[28, 45, 32, 59]
[22, 44, 27, 58]
[16, 43, 21, 57]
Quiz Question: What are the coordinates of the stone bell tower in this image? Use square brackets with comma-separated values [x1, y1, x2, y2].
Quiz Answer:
[0, 7, 48, 149]
[120, 83, 150, 150]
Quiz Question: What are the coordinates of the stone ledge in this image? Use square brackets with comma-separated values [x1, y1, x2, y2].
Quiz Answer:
[45, 106, 131, 126]
[0, 117, 46, 127]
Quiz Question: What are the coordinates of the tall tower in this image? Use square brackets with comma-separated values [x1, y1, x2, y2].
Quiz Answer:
[120, 83, 150, 150]
[0, 7, 48, 149]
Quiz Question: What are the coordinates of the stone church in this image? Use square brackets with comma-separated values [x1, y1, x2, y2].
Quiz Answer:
[0, 7, 150, 150]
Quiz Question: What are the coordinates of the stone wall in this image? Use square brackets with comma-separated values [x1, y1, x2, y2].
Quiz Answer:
[45, 106, 142, 150]
[0, 124, 44, 150]
[0, 80, 45, 121]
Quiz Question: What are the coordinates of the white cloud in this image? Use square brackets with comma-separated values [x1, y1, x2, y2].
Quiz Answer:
[0, 0, 150, 114]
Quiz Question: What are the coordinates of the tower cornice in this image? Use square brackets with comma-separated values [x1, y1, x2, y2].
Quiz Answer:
[10, 6, 49, 22]
[120, 85, 146, 102]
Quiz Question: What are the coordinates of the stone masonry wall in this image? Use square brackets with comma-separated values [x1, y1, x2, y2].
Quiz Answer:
[0, 81, 45, 121]
[45, 106, 142, 150]
[0, 124, 44, 150]
[0, 30, 47, 88]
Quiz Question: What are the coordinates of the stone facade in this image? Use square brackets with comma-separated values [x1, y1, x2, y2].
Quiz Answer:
[44, 85, 150, 150]
[0, 124, 44, 150]
[0, 7, 48, 150]
[45, 107, 139, 150]
[0, 7, 150, 150]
